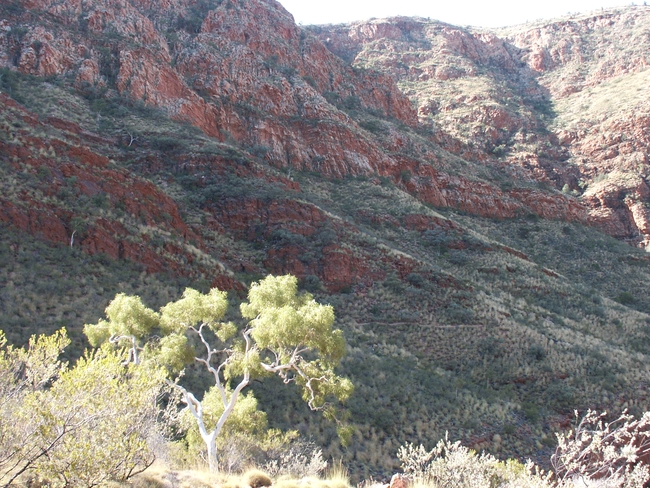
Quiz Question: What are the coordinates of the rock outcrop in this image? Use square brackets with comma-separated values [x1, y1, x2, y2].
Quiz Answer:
[311, 6, 650, 247]
[1, 0, 649, 297]
[0, 0, 603, 232]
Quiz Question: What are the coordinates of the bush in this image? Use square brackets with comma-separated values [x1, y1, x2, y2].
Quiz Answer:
[423, 228, 451, 248]
[528, 344, 547, 361]
[243, 469, 272, 488]
[616, 292, 636, 305]
[342, 95, 361, 111]
[0, 332, 169, 486]
[406, 273, 426, 288]
[359, 120, 386, 134]
[552, 410, 650, 487]
[398, 437, 552, 488]
[150, 136, 186, 152]
[522, 402, 540, 422]
[213, 415, 650, 488]
[263, 441, 328, 479]
[269, 228, 308, 248]
[383, 273, 404, 293]
[545, 382, 575, 409]
[302, 275, 323, 292]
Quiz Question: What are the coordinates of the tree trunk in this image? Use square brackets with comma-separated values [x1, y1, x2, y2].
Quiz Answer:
[205, 431, 218, 472]
[206, 436, 219, 473]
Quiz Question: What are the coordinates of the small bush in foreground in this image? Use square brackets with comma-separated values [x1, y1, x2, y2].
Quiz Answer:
[552, 410, 650, 487]
[398, 436, 551, 488]
[0, 330, 170, 487]
[243, 469, 273, 488]
[399, 409, 650, 487]
[263, 441, 328, 478]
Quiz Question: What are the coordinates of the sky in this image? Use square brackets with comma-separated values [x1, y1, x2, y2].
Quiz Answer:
[277, 0, 637, 28]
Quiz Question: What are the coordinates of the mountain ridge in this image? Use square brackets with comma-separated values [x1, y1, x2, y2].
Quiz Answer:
[311, 5, 650, 249]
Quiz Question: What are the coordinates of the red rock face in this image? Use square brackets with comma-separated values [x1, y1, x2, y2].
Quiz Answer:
[0, 93, 228, 281]
[312, 8, 650, 248]
[1, 0, 649, 295]
[506, 10, 650, 95]
[2, 0, 418, 178]
[1, 0, 602, 230]
[0, 89, 423, 292]
[208, 197, 391, 292]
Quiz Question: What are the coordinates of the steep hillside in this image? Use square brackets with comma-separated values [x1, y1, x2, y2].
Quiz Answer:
[310, 6, 650, 248]
[1, 0, 650, 479]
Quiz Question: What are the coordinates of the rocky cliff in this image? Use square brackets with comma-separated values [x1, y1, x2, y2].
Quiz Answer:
[310, 7, 650, 248]
[1, 0, 608, 242]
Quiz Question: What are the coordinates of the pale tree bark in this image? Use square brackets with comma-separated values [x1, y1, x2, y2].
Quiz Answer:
[259, 346, 327, 410]
[109, 334, 141, 365]
[171, 324, 253, 472]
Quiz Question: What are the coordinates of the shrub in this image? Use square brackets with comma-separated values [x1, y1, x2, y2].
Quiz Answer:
[423, 228, 451, 248]
[302, 275, 323, 292]
[528, 344, 547, 361]
[263, 441, 328, 479]
[406, 273, 426, 288]
[383, 273, 403, 293]
[522, 402, 540, 422]
[616, 292, 636, 305]
[243, 469, 272, 488]
[447, 250, 468, 266]
[552, 410, 650, 487]
[545, 382, 576, 409]
[150, 136, 186, 152]
[359, 120, 386, 134]
[342, 95, 361, 111]
[398, 437, 552, 488]
[0, 332, 169, 487]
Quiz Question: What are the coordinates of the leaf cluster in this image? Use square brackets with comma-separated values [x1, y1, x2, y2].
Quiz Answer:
[242, 275, 346, 367]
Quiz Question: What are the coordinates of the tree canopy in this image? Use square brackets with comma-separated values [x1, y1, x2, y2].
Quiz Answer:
[83, 274, 353, 471]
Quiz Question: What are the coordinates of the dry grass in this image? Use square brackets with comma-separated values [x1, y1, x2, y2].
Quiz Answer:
[117, 464, 352, 488]
[121, 464, 224, 488]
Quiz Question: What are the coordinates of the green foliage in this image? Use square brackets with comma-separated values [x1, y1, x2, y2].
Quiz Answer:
[155, 332, 196, 373]
[85, 275, 352, 471]
[0, 330, 166, 487]
[30, 347, 167, 486]
[150, 136, 187, 152]
[160, 287, 229, 334]
[0, 328, 70, 396]
[359, 119, 387, 134]
[615, 291, 636, 305]
[105, 293, 160, 338]
[0, 329, 70, 486]
[242, 275, 344, 364]
[182, 387, 269, 452]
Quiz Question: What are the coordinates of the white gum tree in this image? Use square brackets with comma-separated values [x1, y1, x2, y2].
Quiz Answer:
[84, 274, 353, 472]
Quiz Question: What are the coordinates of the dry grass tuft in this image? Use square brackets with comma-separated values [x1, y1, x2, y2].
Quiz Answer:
[242, 469, 273, 488]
